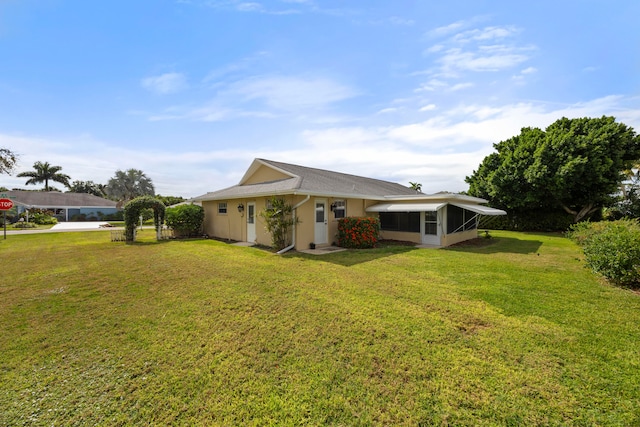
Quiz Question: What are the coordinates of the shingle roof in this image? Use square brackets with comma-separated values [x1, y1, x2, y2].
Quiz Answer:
[195, 159, 418, 201]
[7, 191, 117, 208]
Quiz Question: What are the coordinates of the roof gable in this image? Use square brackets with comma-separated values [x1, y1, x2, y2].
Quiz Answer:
[239, 159, 296, 185]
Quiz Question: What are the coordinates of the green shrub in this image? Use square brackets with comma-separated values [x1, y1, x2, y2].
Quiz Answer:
[12, 222, 36, 229]
[337, 217, 380, 249]
[259, 197, 298, 250]
[569, 219, 640, 288]
[480, 209, 575, 231]
[165, 204, 204, 237]
[30, 210, 58, 225]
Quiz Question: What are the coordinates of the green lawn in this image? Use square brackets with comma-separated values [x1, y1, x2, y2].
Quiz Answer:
[1, 230, 639, 426]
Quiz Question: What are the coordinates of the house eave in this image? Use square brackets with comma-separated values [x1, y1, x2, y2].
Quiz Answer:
[193, 189, 393, 202]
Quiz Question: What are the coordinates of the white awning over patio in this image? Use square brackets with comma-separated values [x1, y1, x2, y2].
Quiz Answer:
[450, 203, 507, 216]
[366, 202, 507, 215]
[366, 202, 447, 212]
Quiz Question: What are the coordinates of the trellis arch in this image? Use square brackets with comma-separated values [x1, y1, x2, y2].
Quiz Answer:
[123, 196, 166, 242]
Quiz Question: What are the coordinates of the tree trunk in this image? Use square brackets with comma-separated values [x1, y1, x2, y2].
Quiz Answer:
[559, 202, 598, 222]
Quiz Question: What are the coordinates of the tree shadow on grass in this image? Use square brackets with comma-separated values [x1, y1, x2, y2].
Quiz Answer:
[444, 236, 543, 255]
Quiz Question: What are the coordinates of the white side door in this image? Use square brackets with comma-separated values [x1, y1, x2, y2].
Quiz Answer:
[314, 199, 328, 245]
[421, 210, 441, 246]
[247, 202, 256, 243]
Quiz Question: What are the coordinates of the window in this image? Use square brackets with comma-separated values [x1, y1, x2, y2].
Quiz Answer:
[247, 204, 255, 224]
[446, 205, 477, 233]
[218, 202, 227, 214]
[379, 212, 420, 232]
[333, 200, 346, 219]
[265, 198, 274, 210]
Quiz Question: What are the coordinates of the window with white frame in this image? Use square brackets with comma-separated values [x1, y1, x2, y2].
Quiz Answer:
[218, 202, 227, 214]
[333, 200, 346, 219]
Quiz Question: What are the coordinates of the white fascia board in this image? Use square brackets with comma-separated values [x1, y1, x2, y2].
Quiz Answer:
[383, 193, 489, 203]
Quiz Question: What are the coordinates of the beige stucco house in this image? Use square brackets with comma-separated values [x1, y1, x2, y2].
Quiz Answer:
[192, 159, 506, 251]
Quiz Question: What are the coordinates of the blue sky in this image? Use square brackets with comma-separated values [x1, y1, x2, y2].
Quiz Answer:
[1, 0, 638, 197]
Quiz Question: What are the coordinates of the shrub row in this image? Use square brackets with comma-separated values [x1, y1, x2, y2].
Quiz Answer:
[480, 209, 576, 232]
[568, 219, 640, 289]
[337, 217, 380, 249]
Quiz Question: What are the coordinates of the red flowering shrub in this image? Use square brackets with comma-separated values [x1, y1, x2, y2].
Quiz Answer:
[337, 217, 380, 249]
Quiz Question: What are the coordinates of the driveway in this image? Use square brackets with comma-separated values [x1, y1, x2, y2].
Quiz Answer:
[50, 222, 111, 230]
[3, 222, 117, 235]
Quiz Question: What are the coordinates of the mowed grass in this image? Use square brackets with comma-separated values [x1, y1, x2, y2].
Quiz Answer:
[1, 230, 639, 426]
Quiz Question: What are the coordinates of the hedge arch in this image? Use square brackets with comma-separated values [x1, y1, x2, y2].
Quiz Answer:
[123, 196, 166, 242]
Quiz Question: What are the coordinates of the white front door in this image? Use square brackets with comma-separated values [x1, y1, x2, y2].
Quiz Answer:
[247, 202, 256, 242]
[314, 199, 328, 245]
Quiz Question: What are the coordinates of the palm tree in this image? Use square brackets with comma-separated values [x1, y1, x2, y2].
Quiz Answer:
[409, 181, 422, 193]
[17, 161, 71, 191]
[106, 169, 155, 203]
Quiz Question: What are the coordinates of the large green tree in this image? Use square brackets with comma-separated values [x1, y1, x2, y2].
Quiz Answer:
[67, 180, 107, 197]
[466, 116, 640, 222]
[106, 169, 155, 203]
[0, 148, 18, 175]
[17, 161, 71, 191]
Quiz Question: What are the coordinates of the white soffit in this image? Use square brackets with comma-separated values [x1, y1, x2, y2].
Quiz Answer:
[366, 202, 447, 212]
[451, 203, 507, 216]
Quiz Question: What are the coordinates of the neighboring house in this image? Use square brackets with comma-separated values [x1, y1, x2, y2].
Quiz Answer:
[7, 190, 120, 222]
[193, 159, 506, 250]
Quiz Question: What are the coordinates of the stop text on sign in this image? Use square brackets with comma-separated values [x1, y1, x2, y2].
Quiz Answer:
[0, 198, 14, 210]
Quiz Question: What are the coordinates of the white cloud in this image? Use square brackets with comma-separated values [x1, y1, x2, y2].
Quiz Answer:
[376, 107, 399, 114]
[141, 73, 188, 94]
[450, 82, 474, 91]
[418, 21, 536, 95]
[428, 20, 467, 38]
[452, 26, 519, 43]
[147, 74, 360, 122]
[230, 75, 358, 110]
[415, 79, 448, 92]
[419, 104, 437, 112]
[438, 46, 531, 73]
[237, 2, 263, 12]
[389, 16, 415, 26]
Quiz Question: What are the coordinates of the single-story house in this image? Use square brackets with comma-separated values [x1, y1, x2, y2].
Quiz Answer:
[192, 159, 506, 250]
[6, 190, 120, 222]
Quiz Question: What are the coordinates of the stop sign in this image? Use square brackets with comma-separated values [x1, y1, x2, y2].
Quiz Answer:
[0, 198, 14, 210]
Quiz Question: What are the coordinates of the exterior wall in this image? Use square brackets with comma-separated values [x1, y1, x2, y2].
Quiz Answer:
[441, 229, 478, 247]
[243, 165, 290, 185]
[203, 195, 374, 249]
[203, 195, 299, 247]
[203, 194, 482, 249]
[295, 197, 372, 249]
[202, 200, 239, 241]
[378, 230, 423, 244]
[293, 196, 314, 249]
